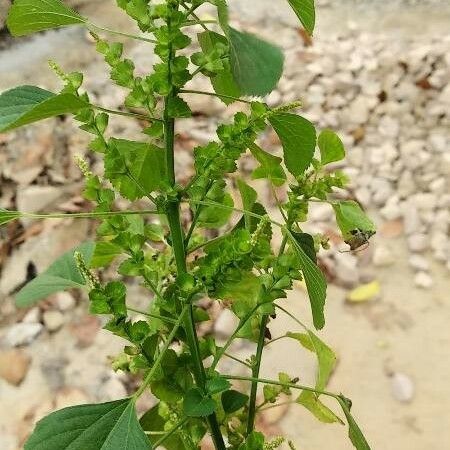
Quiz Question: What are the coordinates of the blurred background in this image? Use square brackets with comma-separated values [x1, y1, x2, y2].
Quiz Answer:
[0, 0, 449, 448]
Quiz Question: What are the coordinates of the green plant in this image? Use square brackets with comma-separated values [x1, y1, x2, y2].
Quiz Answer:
[0, 0, 375, 449]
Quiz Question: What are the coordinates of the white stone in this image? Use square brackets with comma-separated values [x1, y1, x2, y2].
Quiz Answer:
[407, 233, 429, 253]
[22, 307, 41, 324]
[380, 196, 402, 220]
[409, 254, 430, 272]
[54, 292, 76, 311]
[428, 133, 447, 153]
[16, 185, 62, 218]
[378, 116, 399, 138]
[214, 309, 239, 339]
[370, 178, 393, 206]
[98, 375, 128, 401]
[348, 97, 371, 124]
[43, 310, 65, 332]
[414, 272, 434, 289]
[309, 203, 333, 222]
[373, 246, 395, 267]
[334, 252, 359, 287]
[411, 193, 438, 210]
[429, 178, 447, 195]
[5, 323, 43, 347]
[391, 373, 415, 403]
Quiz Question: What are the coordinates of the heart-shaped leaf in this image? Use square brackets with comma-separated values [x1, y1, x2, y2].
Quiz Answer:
[269, 113, 317, 177]
[229, 27, 284, 96]
[24, 398, 149, 450]
[221, 389, 249, 414]
[7, 0, 87, 37]
[183, 388, 216, 418]
[318, 129, 346, 165]
[0, 86, 87, 133]
[16, 242, 95, 307]
[198, 31, 241, 105]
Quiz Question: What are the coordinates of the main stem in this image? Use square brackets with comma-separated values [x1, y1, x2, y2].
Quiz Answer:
[246, 314, 269, 435]
[163, 24, 225, 450]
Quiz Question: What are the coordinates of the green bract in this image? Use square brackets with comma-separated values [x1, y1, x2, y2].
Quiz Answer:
[2, 1, 373, 449]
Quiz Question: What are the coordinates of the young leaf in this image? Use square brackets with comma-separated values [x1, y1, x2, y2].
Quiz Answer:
[140, 404, 199, 450]
[238, 431, 265, 450]
[229, 27, 284, 96]
[198, 31, 241, 105]
[91, 241, 123, 268]
[206, 376, 231, 395]
[337, 397, 372, 450]
[24, 398, 149, 450]
[237, 179, 257, 230]
[250, 144, 287, 187]
[297, 391, 343, 424]
[0, 86, 86, 133]
[0, 209, 22, 226]
[269, 113, 317, 177]
[183, 388, 216, 418]
[288, 232, 326, 329]
[16, 242, 95, 308]
[7, 0, 87, 36]
[221, 389, 249, 414]
[286, 0, 316, 35]
[333, 201, 376, 245]
[106, 139, 166, 201]
[318, 129, 346, 165]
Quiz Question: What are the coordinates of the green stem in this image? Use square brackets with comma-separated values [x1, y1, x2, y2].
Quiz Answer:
[88, 23, 157, 43]
[134, 304, 189, 399]
[180, 89, 252, 105]
[210, 300, 274, 371]
[224, 352, 253, 369]
[221, 374, 340, 400]
[92, 104, 163, 122]
[153, 418, 189, 448]
[163, 11, 225, 449]
[246, 314, 269, 436]
[23, 209, 161, 221]
[127, 307, 176, 324]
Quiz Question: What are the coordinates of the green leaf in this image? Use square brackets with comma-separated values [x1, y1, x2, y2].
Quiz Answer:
[333, 201, 376, 249]
[7, 0, 87, 36]
[197, 183, 234, 229]
[250, 144, 286, 187]
[288, 233, 326, 329]
[318, 129, 346, 165]
[286, 0, 316, 35]
[183, 388, 216, 418]
[238, 431, 265, 450]
[16, 242, 95, 308]
[337, 397, 372, 450]
[206, 376, 231, 395]
[237, 179, 257, 230]
[198, 31, 241, 105]
[221, 389, 249, 414]
[140, 404, 199, 450]
[91, 241, 123, 268]
[297, 391, 343, 424]
[217, 272, 262, 319]
[0, 86, 87, 133]
[24, 398, 149, 450]
[291, 232, 317, 263]
[229, 27, 284, 96]
[0, 209, 22, 226]
[269, 113, 317, 177]
[106, 139, 166, 201]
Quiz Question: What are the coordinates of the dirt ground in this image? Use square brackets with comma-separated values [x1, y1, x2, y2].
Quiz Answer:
[0, 1, 449, 449]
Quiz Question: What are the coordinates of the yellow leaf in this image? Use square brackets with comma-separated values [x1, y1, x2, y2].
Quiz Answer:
[346, 281, 380, 303]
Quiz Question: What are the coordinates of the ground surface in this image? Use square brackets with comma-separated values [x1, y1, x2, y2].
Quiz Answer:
[0, 1, 449, 449]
